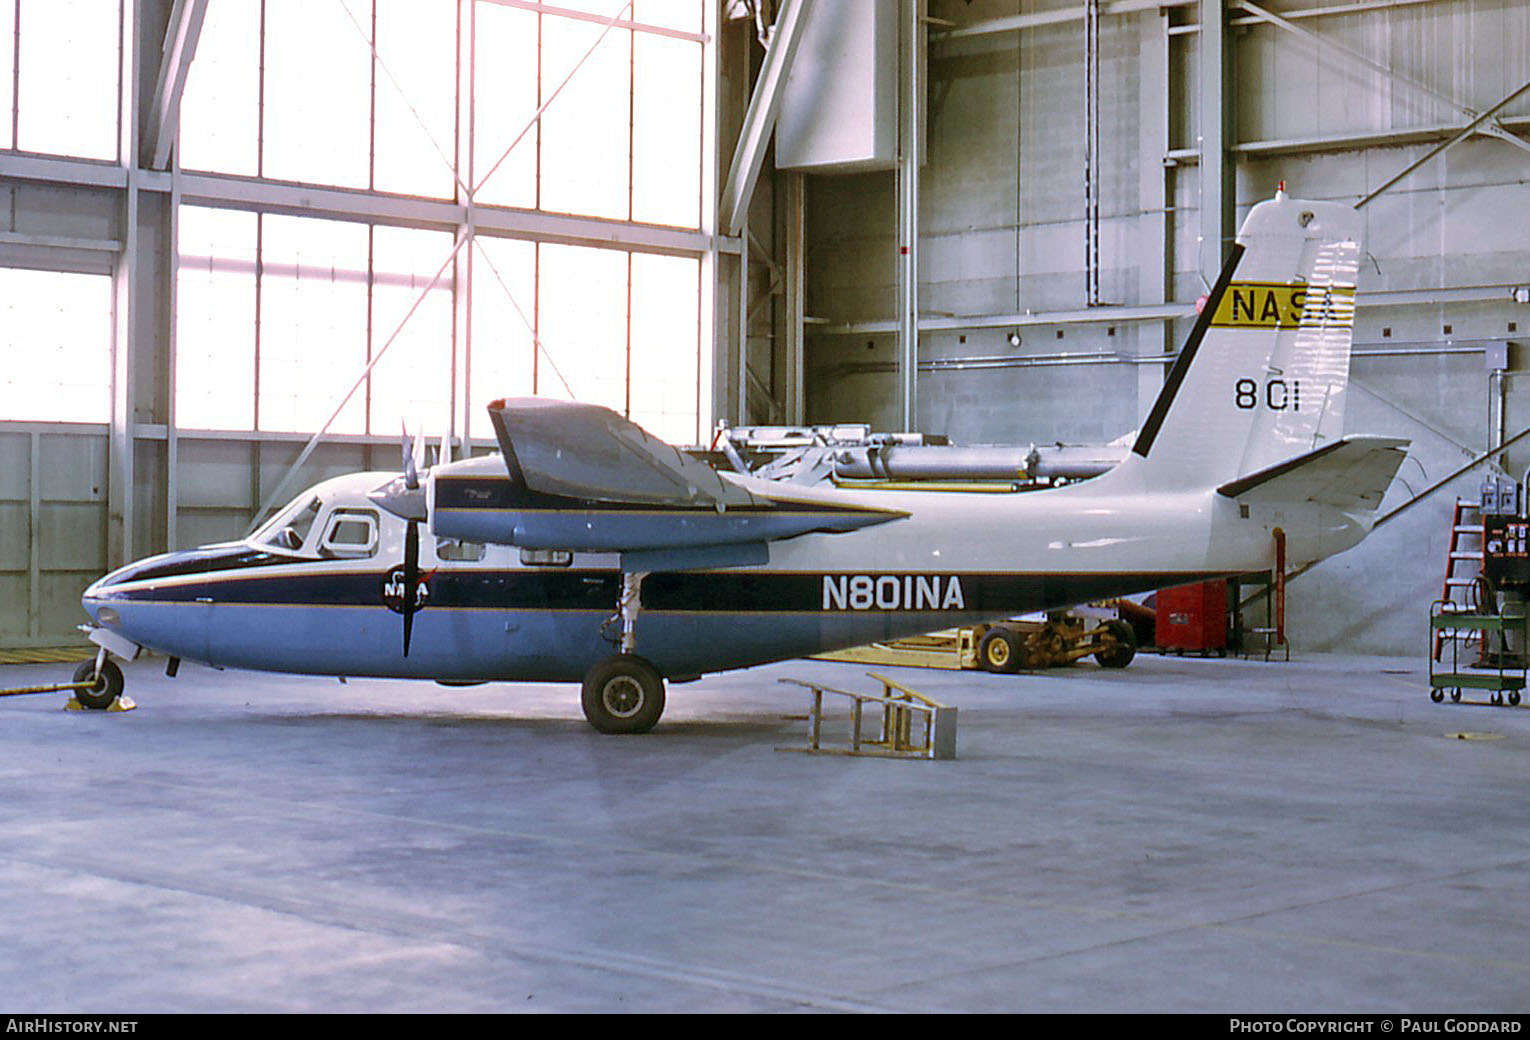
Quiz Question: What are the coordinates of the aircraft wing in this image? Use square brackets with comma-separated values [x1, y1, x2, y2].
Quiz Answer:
[1216, 435, 1410, 511]
[434, 399, 907, 566]
[488, 397, 760, 508]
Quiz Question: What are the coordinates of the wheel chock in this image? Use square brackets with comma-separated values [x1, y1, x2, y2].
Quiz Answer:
[65, 695, 136, 712]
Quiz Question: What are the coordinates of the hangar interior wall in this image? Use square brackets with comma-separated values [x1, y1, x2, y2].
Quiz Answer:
[780, 0, 1530, 656]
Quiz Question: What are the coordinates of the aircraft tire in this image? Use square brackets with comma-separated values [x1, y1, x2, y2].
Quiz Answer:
[977, 628, 1022, 674]
[72, 659, 123, 710]
[1094, 620, 1137, 669]
[581, 654, 666, 734]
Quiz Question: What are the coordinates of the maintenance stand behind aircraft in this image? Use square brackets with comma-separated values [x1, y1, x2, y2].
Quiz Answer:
[77, 191, 1408, 733]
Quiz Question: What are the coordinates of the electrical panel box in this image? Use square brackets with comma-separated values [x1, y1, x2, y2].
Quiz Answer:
[1481, 476, 1521, 518]
[1485, 516, 1530, 588]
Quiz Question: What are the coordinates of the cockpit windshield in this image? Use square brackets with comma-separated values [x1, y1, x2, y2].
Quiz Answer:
[251, 494, 323, 552]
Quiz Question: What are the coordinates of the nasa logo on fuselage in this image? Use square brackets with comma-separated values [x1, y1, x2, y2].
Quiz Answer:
[822, 574, 966, 611]
[381, 566, 431, 614]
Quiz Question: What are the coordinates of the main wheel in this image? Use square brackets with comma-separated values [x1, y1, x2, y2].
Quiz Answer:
[72, 659, 123, 710]
[978, 627, 1023, 674]
[580, 654, 666, 734]
[1094, 619, 1137, 669]
[1430, 687, 1444, 703]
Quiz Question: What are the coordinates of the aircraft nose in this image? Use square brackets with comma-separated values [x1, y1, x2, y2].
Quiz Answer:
[84, 559, 149, 600]
[84, 565, 128, 604]
[80, 548, 205, 620]
[82, 571, 125, 629]
[82, 560, 147, 624]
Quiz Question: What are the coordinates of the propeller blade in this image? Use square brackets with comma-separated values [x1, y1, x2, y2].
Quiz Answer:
[402, 423, 419, 490]
[402, 518, 419, 657]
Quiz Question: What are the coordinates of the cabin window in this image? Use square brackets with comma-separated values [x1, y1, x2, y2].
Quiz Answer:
[320, 509, 380, 559]
[254, 495, 324, 552]
[437, 538, 485, 563]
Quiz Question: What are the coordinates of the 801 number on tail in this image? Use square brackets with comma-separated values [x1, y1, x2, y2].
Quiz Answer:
[1234, 378, 1300, 411]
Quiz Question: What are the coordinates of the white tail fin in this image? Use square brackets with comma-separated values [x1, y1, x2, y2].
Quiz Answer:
[1125, 191, 1362, 490]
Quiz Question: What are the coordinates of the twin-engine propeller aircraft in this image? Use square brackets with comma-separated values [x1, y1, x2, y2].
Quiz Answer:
[77, 190, 1408, 733]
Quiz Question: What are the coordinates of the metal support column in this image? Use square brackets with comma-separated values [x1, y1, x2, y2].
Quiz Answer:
[897, 0, 925, 432]
[1084, 0, 1101, 307]
[737, 231, 750, 424]
[1137, 6, 1172, 421]
[108, 0, 142, 571]
[1199, 0, 1234, 286]
[783, 171, 806, 425]
[166, 168, 180, 551]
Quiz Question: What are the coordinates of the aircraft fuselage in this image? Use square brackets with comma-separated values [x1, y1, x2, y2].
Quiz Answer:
[81, 459, 1368, 684]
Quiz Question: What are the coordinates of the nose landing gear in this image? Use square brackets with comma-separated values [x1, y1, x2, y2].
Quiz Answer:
[71, 656, 126, 710]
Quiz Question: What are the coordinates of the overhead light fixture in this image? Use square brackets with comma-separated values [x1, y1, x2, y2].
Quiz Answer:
[1007, 331, 1022, 347]
[1512, 287, 1530, 305]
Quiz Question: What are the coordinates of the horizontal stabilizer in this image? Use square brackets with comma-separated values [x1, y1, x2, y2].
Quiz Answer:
[1216, 435, 1410, 511]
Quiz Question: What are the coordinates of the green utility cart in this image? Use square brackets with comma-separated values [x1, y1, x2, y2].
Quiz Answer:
[1429, 601, 1527, 706]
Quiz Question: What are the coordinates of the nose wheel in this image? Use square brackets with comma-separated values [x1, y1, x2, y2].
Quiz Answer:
[71, 657, 125, 710]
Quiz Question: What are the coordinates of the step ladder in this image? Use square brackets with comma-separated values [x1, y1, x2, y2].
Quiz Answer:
[1434, 498, 1485, 661]
[776, 672, 956, 760]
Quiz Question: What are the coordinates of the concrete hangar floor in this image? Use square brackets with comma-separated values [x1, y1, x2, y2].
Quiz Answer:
[0, 650, 1524, 1013]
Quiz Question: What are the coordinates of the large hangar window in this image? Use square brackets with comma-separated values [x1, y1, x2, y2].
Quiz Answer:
[176, 208, 453, 438]
[176, 207, 258, 431]
[174, 0, 710, 449]
[177, 209, 703, 448]
[467, 239, 701, 449]
[1, 0, 121, 160]
[367, 225, 456, 439]
[0, 267, 112, 423]
[255, 215, 372, 434]
[180, 0, 456, 194]
[628, 252, 701, 445]
[180, 0, 705, 230]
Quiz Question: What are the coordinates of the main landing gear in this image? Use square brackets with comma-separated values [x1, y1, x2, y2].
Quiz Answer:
[582, 571, 666, 734]
[581, 654, 666, 734]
